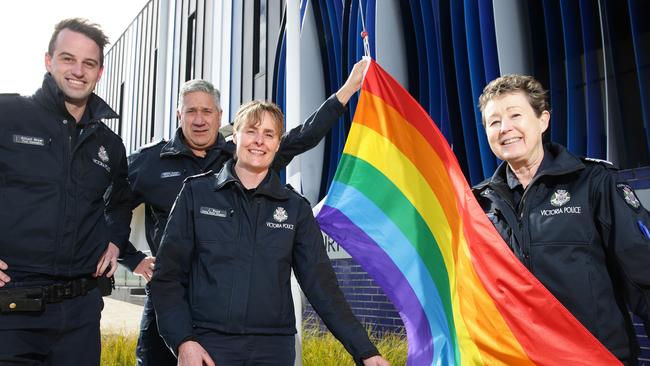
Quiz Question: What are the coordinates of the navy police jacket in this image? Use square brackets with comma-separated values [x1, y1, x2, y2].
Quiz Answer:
[473, 142, 650, 363]
[0, 74, 131, 278]
[120, 94, 347, 269]
[150, 161, 379, 363]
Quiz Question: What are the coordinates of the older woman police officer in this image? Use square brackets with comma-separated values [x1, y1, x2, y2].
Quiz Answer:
[473, 75, 650, 364]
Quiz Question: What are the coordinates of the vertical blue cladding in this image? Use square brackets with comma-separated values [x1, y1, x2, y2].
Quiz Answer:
[542, 0, 567, 146]
[432, 0, 472, 179]
[418, 1, 448, 140]
[579, 0, 606, 159]
[407, 0, 431, 120]
[468, 0, 498, 177]
[310, 1, 343, 198]
[560, 1, 587, 156]
[628, 0, 650, 156]
[450, 0, 484, 184]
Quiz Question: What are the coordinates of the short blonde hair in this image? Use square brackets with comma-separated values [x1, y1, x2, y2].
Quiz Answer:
[232, 101, 284, 137]
[478, 74, 550, 126]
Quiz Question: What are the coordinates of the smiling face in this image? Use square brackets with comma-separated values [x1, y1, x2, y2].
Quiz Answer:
[483, 91, 549, 168]
[233, 111, 281, 174]
[45, 29, 103, 107]
[178, 91, 222, 156]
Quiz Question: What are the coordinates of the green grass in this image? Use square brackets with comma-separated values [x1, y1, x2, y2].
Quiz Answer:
[302, 324, 407, 366]
[100, 325, 407, 366]
[101, 332, 138, 366]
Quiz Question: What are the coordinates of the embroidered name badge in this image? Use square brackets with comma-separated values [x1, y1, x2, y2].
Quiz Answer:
[200, 207, 228, 217]
[161, 171, 182, 179]
[13, 134, 45, 146]
[617, 183, 641, 210]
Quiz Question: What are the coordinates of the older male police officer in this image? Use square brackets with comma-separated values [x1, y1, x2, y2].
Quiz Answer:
[120, 60, 369, 365]
[0, 18, 131, 364]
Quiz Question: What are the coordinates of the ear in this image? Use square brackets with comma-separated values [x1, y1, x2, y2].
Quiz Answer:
[44, 52, 53, 72]
[539, 110, 550, 134]
[97, 66, 104, 82]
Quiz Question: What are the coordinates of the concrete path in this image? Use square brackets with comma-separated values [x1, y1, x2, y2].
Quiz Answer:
[101, 297, 143, 334]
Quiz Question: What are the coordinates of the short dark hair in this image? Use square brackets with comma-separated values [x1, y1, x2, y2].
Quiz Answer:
[48, 18, 109, 66]
[478, 74, 550, 126]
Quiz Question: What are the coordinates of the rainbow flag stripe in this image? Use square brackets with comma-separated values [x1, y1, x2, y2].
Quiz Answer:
[316, 60, 620, 365]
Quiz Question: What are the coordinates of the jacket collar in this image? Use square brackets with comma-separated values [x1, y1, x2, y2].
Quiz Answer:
[160, 127, 227, 158]
[32, 73, 118, 122]
[474, 142, 585, 191]
[214, 160, 288, 200]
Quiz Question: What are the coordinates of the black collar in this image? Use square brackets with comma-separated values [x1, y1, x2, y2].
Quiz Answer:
[214, 160, 288, 201]
[160, 128, 228, 158]
[32, 73, 118, 122]
[474, 142, 585, 191]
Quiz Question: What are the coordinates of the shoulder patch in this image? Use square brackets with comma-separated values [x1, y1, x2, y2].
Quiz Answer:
[136, 138, 167, 153]
[616, 183, 642, 210]
[285, 184, 311, 205]
[581, 157, 618, 169]
[183, 170, 214, 183]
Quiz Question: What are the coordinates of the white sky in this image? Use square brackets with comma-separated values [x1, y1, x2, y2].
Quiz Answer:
[0, 0, 150, 95]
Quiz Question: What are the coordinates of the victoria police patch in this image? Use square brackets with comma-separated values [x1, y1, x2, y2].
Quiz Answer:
[273, 207, 288, 223]
[98, 146, 109, 163]
[617, 183, 641, 209]
[550, 189, 571, 207]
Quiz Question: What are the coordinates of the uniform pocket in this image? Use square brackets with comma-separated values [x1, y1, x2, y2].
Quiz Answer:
[0, 175, 60, 268]
[195, 210, 235, 243]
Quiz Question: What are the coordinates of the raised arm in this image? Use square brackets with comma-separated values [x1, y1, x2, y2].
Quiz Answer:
[273, 59, 368, 169]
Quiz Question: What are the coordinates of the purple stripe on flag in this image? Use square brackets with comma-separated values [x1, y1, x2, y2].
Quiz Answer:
[318, 205, 434, 365]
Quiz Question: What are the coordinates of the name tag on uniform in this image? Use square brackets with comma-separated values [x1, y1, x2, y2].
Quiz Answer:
[161, 171, 182, 179]
[200, 207, 228, 217]
[13, 134, 45, 146]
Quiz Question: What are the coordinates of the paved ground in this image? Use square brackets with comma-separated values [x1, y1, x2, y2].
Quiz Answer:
[101, 297, 143, 334]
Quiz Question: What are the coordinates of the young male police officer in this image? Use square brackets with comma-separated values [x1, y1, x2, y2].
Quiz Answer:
[120, 61, 369, 365]
[0, 18, 132, 364]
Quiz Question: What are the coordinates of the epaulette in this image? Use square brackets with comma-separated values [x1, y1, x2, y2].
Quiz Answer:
[581, 157, 618, 170]
[0, 93, 22, 103]
[136, 138, 167, 153]
[285, 183, 311, 205]
[183, 170, 214, 183]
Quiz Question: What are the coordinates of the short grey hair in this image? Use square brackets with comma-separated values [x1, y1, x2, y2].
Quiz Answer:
[177, 79, 221, 109]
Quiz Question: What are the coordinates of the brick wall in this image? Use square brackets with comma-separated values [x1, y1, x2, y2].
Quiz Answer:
[303, 258, 403, 334]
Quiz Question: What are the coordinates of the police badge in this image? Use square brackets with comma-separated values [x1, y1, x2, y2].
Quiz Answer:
[273, 207, 288, 223]
[617, 184, 641, 209]
[98, 146, 109, 163]
[550, 189, 570, 207]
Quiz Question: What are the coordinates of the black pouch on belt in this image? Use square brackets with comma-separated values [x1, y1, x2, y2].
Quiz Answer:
[0, 287, 45, 313]
[97, 275, 115, 296]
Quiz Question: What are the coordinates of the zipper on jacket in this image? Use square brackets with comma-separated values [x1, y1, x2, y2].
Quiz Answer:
[517, 176, 544, 269]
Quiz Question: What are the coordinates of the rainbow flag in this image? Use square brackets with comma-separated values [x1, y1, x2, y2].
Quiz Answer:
[316, 60, 620, 365]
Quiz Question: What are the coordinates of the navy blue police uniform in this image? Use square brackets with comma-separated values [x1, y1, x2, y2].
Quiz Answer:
[120, 94, 348, 365]
[0, 73, 132, 364]
[473, 142, 650, 365]
[150, 160, 380, 365]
